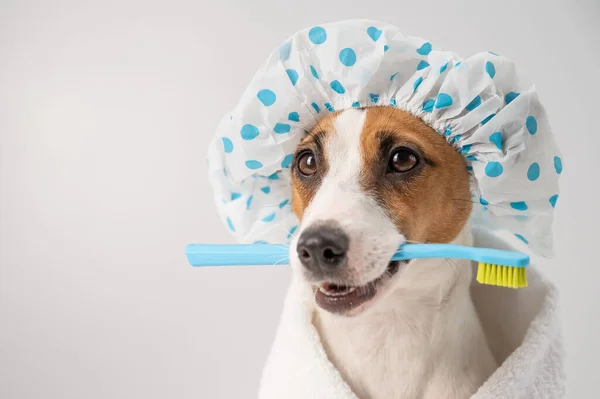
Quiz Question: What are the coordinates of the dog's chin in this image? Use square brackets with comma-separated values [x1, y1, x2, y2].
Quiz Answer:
[310, 261, 405, 317]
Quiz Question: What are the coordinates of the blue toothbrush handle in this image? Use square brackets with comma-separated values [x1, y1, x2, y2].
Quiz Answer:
[185, 244, 290, 266]
[394, 244, 529, 267]
[185, 243, 529, 267]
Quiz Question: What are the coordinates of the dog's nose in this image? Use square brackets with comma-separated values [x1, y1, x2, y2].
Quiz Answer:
[297, 222, 349, 272]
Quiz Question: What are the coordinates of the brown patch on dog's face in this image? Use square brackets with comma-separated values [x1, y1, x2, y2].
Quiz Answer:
[359, 107, 472, 243]
[290, 113, 337, 219]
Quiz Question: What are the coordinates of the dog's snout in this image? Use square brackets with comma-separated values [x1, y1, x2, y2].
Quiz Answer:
[297, 222, 349, 272]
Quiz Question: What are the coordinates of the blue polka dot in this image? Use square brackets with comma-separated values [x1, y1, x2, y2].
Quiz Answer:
[310, 65, 319, 79]
[286, 69, 299, 86]
[466, 96, 482, 111]
[466, 166, 473, 172]
[435, 93, 453, 109]
[262, 213, 276, 222]
[281, 154, 294, 168]
[485, 161, 503, 177]
[480, 196, 489, 206]
[510, 201, 528, 211]
[231, 192, 241, 201]
[288, 112, 300, 122]
[246, 196, 253, 210]
[526, 116, 537, 135]
[489, 51, 499, 56]
[221, 137, 234, 153]
[257, 89, 276, 106]
[485, 61, 496, 78]
[226, 217, 235, 232]
[279, 42, 292, 61]
[527, 162, 540, 181]
[288, 225, 298, 239]
[554, 156, 563, 174]
[481, 114, 496, 125]
[311, 102, 320, 113]
[260, 186, 270, 194]
[505, 92, 520, 104]
[390, 72, 398, 81]
[416, 42, 432, 55]
[515, 234, 529, 244]
[240, 124, 260, 140]
[466, 155, 477, 161]
[413, 76, 423, 92]
[330, 80, 346, 94]
[389, 98, 397, 106]
[352, 101, 360, 108]
[549, 194, 559, 208]
[439, 62, 448, 73]
[367, 26, 383, 41]
[370, 93, 379, 103]
[417, 60, 430, 70]
[308, 26, 327, 44]
[324, 103, 335, 112]
[461, 144, 472, 153]
[455, 61, 462, 67]
[444, 127, 452, 136]
[273, 123, 290, 134]
[339, 48, 357, 66]
[384, 45, 389, 52]
[449, 134, 462, 145]
[245, 160, 263, 170]
[423, 99, 435, 112]
[489, 131, 503, 150]
[278, 199, 289, 209]
[267, 172, 279, 180]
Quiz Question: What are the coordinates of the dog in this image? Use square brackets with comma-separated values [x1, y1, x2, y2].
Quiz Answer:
[288, 106, 498, 399]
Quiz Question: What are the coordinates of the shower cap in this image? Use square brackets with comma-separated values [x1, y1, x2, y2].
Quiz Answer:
[206, 19, 562, 257]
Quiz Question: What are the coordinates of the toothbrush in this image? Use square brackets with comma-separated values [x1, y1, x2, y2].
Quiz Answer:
[185, 243, 530, 289]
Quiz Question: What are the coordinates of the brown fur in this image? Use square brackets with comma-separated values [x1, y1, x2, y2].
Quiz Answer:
[290, 115, 336, 219]
[360, 107, 471, 243]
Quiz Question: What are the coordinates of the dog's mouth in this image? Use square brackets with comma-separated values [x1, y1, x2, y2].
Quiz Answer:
[313, 261, 402, 314]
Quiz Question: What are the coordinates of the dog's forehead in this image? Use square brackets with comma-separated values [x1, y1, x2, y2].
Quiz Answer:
[303, 109, 364, 147]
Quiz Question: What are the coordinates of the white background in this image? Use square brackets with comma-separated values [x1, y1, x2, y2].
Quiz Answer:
[1, 1, 598, 398]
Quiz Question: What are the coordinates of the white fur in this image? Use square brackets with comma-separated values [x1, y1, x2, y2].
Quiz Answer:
[295, 109, 403, 287]
[313, 229, 497, 399]
[290, 108, 498, 398]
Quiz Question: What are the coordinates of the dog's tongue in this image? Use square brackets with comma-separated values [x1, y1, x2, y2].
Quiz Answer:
[315, 282, 377, 314]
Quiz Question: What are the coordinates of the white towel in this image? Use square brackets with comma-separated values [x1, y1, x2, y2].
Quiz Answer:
[258, 229, 565, 398]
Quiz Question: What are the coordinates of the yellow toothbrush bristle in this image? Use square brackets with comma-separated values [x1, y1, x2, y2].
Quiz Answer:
[476, 262, 528, 289]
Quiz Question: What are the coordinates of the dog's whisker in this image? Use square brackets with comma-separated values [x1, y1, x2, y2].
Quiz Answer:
[252, 220, 299, 242]
[272, 256, 290, 266]
[403, 239, 426, 245]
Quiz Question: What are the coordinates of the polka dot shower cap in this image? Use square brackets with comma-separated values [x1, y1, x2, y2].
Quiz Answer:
[207, 19, 562, 257]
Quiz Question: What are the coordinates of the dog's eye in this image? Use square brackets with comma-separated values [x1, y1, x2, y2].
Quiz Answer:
[297, 151, 318, 176]
[388, 148, 419, 173]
